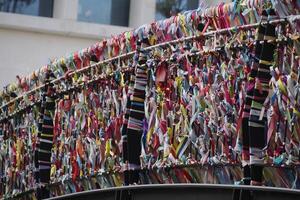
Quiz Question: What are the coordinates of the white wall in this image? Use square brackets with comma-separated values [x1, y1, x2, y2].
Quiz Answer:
[53, 0, 78, 20]
[0, 12, 130, 88]
[129, 0, 156, 28]
[0, 28, 98, 87]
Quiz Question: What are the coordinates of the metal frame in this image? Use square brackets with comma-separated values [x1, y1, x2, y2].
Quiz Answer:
[46, 184, 300, 200]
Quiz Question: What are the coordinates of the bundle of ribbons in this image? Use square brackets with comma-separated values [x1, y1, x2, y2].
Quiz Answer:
[1, 0, 300, 199]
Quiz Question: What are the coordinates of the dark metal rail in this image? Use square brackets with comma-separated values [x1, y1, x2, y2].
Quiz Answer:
[46, 184, 300, 200]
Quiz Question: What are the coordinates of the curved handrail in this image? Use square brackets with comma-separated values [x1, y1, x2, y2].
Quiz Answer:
[47, 183, 300, 200]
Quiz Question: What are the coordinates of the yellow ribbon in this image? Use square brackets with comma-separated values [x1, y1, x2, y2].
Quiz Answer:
[277, 78, 287, 96]
[105, 139, 111, 157]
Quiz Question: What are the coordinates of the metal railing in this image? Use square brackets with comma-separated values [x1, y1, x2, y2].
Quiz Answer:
[46, 184, 300, 200]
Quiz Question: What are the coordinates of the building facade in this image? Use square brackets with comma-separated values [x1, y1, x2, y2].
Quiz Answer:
[0, 0, 228, 87]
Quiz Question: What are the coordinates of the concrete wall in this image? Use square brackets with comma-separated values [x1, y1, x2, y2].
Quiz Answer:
[0, 28, 97, 86]
[129, 0, 156, 28]
[0, 12, 130, 87]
